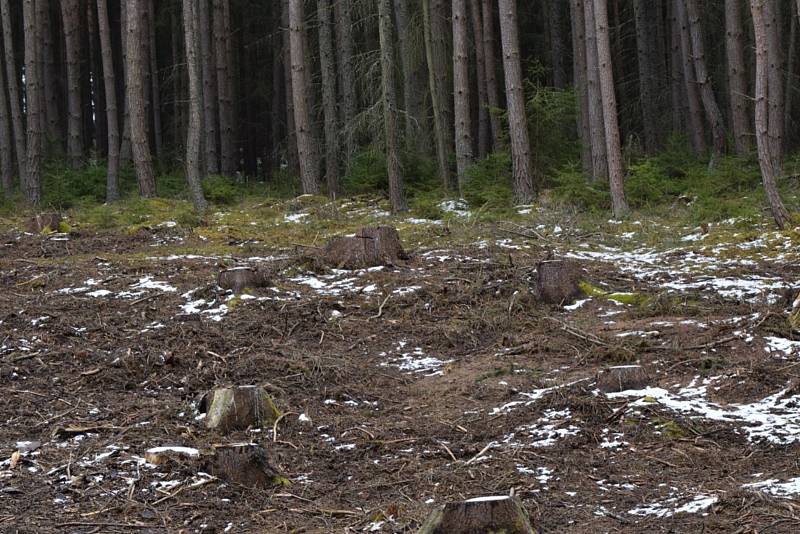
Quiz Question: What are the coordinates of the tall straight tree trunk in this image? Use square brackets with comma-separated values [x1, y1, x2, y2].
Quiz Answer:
[684, 0, 726, 164]
[547, 0, 566, 89]
[288, 0, 319, 194]
[452, 0, 473, 192]
[281, 0, 299, 177]
[763, 0, 784, 170]
[182, 0, 208, 213]
[424, 0, 453, 190]
[751, 0, 789, 228]
[785, 10, 796, 147]
[584, 0, 607, 181]
[119, 2, 132, 164]
[394, 0, 421, 152]
[61, 0, 84, 168]
[199, 0, 219, 174]
[676, 0, 706, 154]
[214, 0, 235, 175]
[97, 0, 120, 202]
[593, 0, 629, 217]
[22, 0, 41, 203]
[726, 0, 750, 155]
[1, 0, 26, 185]
[481, 0, 502, 149]
[469, 0, 490, 158]
[88, 0, 107, 157]
[126, 0, 156, 197]
[498, 0, 534, 203]
[318, 0, 338, 198]
[334, 0, 356, 168]
[378, 0, 407, 212]
[668, 0, 685, 134]
[39, 0, 60, 146]
[571, 0, 592, 176]
[0, 28, 12, 193]
[148, 0, 162, 159]
[633, 0, 658, 153]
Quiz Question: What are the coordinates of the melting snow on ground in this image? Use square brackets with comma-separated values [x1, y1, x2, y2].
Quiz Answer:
[629, 494, 718, 518]
[380, 341, 452, 376]
[743, 477, 800, 497]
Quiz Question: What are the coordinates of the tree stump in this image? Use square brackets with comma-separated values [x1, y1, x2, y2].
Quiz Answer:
[596, 365, 650, 393]
[201, 386, 281, 432]
[533, 259, 585, 305]
[144, 446, 201, 465]
[419, 496, 534, 534]
[208, 443, 286, 489]
[217, 267, 271, 293]
[26, 213, 63, 233]
[323, 226, 407, 269]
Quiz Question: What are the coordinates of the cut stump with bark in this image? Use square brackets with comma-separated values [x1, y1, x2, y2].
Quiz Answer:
[208, 442, 286, 488]
[596, 365, 650, 393]
[533, 259, 585, 305]
[217, 267, 271, 294]
[144, 446, 202, 466]
[26, 213, 63, 233]
[419, 495, 535, 534]
[323, 226, 407, 269]
[201, 386, 281, 432]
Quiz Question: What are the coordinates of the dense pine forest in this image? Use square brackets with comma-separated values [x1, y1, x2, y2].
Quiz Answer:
[5, 2, 800, 533]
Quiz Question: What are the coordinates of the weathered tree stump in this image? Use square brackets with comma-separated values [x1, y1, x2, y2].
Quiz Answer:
[217, 267, 271, 293]
[419, 495, 534, 534]
[208, 443, 285, 488]
[144, 446, 201, 465]
[26, 213, 63, 233]
[596, 365, 650, 393]
[201, 386, 281, 432]
[323, 226, 407, 269]
[533, 259, 585, 305]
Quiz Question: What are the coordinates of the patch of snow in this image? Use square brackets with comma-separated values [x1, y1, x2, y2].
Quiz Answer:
[743, 477, 800, 497]
[131, 276, 177, 292]
[284, 213, 309, 223]
[629, 494, 718, 518]
[764, 336, 800, 356]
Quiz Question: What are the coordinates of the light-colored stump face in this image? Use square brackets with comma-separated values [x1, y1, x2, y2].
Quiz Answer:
[323, 226, 407, 269]
[203, 386, 281, 432]
[418, 495, 534, 534]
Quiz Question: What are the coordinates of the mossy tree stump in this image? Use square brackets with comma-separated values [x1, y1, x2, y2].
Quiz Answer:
[596, 365, 650, 393]
[419, 496, 534, 534]
[323, 226, 407, 269]
[533, 259, 585, 305]
[27, 213, 63, 233]
[208, 443, 287, 489]
[201, 386, 281, 432]
[217, 267, 271, 294]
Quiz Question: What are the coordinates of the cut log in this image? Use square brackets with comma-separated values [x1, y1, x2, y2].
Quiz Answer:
[323, 226, 407, 269]
[419, 495, 535, 534]
[144, 446, 201, 465]
[533, 259, 585, 305]
[217, 267, 271, 293]
[26, 213, 63, 233]
[208, 442, 286, 488]
[596, 365, 650, 393]
[201, 386, 281, 432]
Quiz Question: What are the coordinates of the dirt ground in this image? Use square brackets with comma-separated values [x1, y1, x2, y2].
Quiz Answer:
[2, 206, 800, 533]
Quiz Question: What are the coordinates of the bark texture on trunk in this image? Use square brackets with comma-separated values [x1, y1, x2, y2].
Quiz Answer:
[395, 0, 424, 153]
[634, 0, 659, 153]
[481, 0, 502, 148]
[676, 0, 706, 154]
[378, 0, 407, 212]
[498, 0, 534, 203]
[452, 0, 473, 192]
[22, 0, 42, 203]
[1, 0, 26, 185]
[424, 0, 453, 190]
[148, 0, 162, 159]
[751, 0, 790, 229]
[318, 0, 339, 198]
[593, 0, 629, 217]
[288, 0, 319, 194]
[61, 0, 84, 168]
[281, 0, 299, 177]
[97, 0, 120, 202]
[725, 0, 750, 154]
[470, 0, 490, 158]
[0, 25, 11, 193]
[334, 0, 357, 168]
[182, 0, 208, 212]
[547, 0, 566, 89]
[584, 0, 607, 181]
[126, 0, 156, 197]
[214, 0, 235, 175]
[199, 0, 219, 174]
[570, 0, 592, 176]
[40, 0, 60, 146]
[763, 0, 784, 170]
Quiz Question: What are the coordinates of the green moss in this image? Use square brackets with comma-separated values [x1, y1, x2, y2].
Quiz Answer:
[57, 221, 72, 233]
[271, 476, 292, 486]
[578, 281, 649, 306]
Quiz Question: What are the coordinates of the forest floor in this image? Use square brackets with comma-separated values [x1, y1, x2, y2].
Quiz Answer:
[2, 195, 800, 533]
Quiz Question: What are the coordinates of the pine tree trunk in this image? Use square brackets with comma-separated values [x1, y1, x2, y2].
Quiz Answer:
[570, 0, 592, 176]
[119, 2, 132, 164]
[675, 0, 706, 154]
[334, 0, 357, 169]
[684, 0, 726, 164]
[498, 0, 534, 203]
[288, 0, 319, 194]
[668, 0, 685, 134]
[214, 0, 235, 175]
[482, 0, 502, 149]
[0, 0, 26, 185]
[182, 0, 208, 213]
[785, 10, 796, 148]
[199, 0, 219, 174]
[452, 0, 473, 193]
[378, 0, 407, 212]
[281, 0, 299, 177]
[469, 0, 490, 158]
[126, 0, 156, 197]
[394, 0, 421, 152]
[61, 0, 84, 168]
[97, 0, 120, 202]
[22, 0, 42, 203]
[547, 0, 566, 89]
[39, 0, 60, 147]
[424, 0, 454, 190]
[0, 25, 12, 193]
[88, 0, 107, 157]
[584, 0, 608, 181]
[593, 0, 628, 217]
[726, 0, 750, 155]
[318, 0, 338, 198]
[148, 0, 163, 160]
[633, 0, 658, 153]
[751, 0, 789, 229]
[763, 0, 784, 170]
